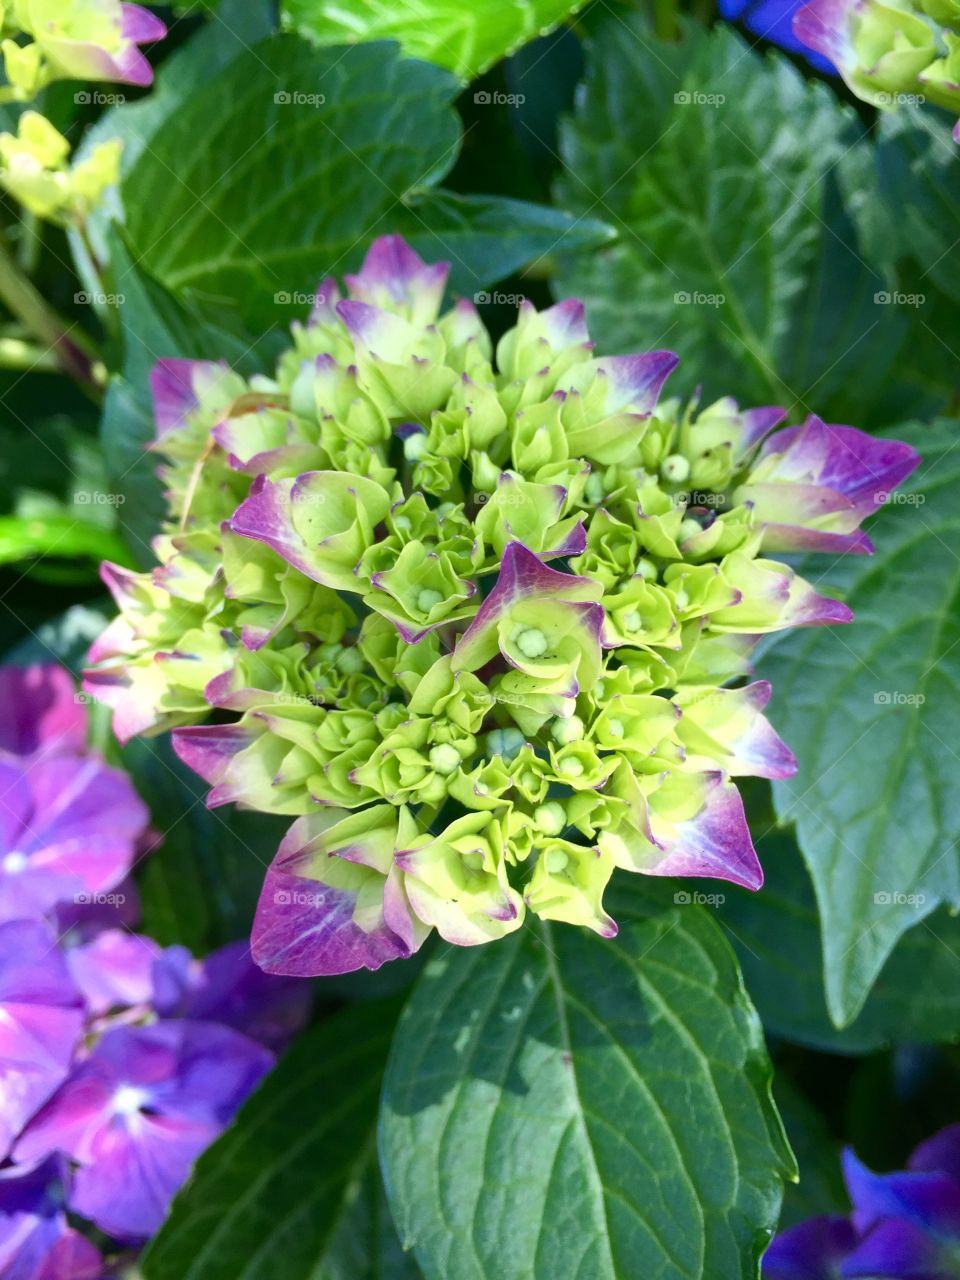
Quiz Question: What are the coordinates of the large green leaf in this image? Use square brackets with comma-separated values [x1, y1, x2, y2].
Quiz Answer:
[122, 35, 609, 332]
[143, 1000, 419, 1280]
[380, 884, 793, 1280]
[282, 0, 587, 80]
[758, 419, 960, 1027]
[553, 19, 937, 426]
[718, 826, 960, 1052]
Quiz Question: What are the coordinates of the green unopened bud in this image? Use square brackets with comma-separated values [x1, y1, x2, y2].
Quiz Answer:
[551, 714, 585, 745]
[403, 432, 428, 461]
[429, 743, 461, 775]
[661, 454, 690, 484]
[636, 558, 658, 580]
[417, 588, 444, 613]
[534, 802, 566, 836]
[543, 847, 569, 874]
[515, 627, 548, 658]
[336, 646, 365, 674]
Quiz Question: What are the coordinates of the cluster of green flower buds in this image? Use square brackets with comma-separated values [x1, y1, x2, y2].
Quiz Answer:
[85, 236, 918, 975]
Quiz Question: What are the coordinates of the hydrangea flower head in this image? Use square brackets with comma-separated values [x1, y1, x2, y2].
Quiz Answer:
[85, 235, 920, 977]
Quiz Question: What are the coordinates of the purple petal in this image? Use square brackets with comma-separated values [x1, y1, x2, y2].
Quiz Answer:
[651, 774, 764, 890]
[252, 860, 411, 977]
[911, 1126, 960, 1183]
[729, 681, 798, 779]
[152, 940, 311, 1051]
[0, 1155, 102, 1280]
[451, 541, 601, 673]
[763, 1216, 857, 1280]
[120, 4, 168, 42]
[172, 724, 250, 793]
[598, 350, 679, 413]
[0, 665, 86, 758]
[793, 0, 852, 69]
[65, 930, 160, 1016]
[841, 1218, 955, 1279]
[0, 754, 148, 924]
[539, 298, 589, 347]
[759, 417, 922, 516]
[344, 235, 449, 315]
[149, 359, 228, 438]
[843, 1149, 960, 1238]
[0, 921, 84, 1159]
[16, 1021, 272, 1240]
[741, 406, 788, 451]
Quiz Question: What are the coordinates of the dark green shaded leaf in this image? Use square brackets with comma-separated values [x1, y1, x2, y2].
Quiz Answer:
[381, 892, 793, 1280]
[553, 19, 938, 426]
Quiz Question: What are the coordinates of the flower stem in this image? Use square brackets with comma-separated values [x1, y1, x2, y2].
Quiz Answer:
[0, 236, 102, 396]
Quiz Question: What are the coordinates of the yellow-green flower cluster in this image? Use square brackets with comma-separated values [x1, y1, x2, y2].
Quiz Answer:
[85, 236, 919, 975]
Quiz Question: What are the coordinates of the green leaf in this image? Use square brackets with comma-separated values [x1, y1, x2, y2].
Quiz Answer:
[552, 19, 937, 426]
[380, 888, 793, 1280]
[399, 190, 614, 292]
[772, 1080, 847, 1230]
[142, 1000, 419, 1280]
[862, 106, 960, 305]
[758, 419, 960, 1026]
[717, 825, 960, 1052]
[281, 0, 587, 80]
[124, 736, 284, 953]
[0, 513, 131, 571]
[121, 36, 606, 332]
[76, 0, 276, 271]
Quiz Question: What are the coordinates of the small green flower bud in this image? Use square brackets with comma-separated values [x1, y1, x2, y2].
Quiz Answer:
[429, 743, 461, 775]
[487, 728, 525, 759]
[661, 454, 690, 484]
[515, 627, 548, 659]
[534, 802, 566, 836]
[550, 714, 585, 745]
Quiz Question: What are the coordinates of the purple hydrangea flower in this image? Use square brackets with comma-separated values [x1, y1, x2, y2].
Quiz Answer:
[0, 665, 86, 761]
[0, 1154, 102, 1280]
[764, 1124, 960, 1279]
[0, 748, 149, 926]
[15, 1020, 273, 1240]
[151, 939, 313, 1050]
[0, 921, 84, 1160]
